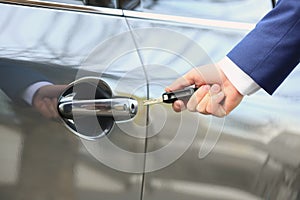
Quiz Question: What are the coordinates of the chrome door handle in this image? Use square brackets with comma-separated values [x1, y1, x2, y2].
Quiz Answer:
[58, 94, 138, 121]
[57, 77, 138, 140]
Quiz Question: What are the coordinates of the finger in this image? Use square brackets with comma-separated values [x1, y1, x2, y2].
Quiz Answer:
[203, 84, 226, 117]
[208, 84, 223, 108]
[44, 98, 59, 118]
[207, 92, 226, 117]
[186, 85, 210, 112]
[222, 95, 243, 116]
[209, 84, 221, 95]
[166, 63, 224, 93]
[37, 98, 56, 119]
[165, 76, 193, 92]
[172, 100, 186, 112]
[197, 93, 226, 117]
[196, 93, 210, 115]
[50, 98, 59, 118]
[36, 99, 53, 118]
[213, 104, 227, 117]
[166, 68, 205, 92]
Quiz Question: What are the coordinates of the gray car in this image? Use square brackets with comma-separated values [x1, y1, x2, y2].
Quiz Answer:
[1, 0, 300, 200]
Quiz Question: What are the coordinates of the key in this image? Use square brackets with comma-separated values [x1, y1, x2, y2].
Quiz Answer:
[143, 87, 198, 106]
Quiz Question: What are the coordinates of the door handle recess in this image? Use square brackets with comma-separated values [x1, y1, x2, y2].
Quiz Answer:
[57, 77, 138, 140]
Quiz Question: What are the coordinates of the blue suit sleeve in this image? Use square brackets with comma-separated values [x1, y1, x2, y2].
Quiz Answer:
[227, 0, 300, 94]
[0, 59, 50, 103]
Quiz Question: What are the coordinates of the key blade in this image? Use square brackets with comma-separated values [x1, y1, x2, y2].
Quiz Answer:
[143, 97, 163, 106]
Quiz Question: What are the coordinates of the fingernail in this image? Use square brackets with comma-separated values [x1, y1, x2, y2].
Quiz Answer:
[211, 84, 220, 93]
[201, 85, 210, 91]
[174, 100, 186, 112]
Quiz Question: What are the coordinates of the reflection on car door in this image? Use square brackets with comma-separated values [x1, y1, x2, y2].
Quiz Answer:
[0, 2, 147, 200]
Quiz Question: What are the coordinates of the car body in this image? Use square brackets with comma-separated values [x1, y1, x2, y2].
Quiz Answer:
[0, 0, 300, 199]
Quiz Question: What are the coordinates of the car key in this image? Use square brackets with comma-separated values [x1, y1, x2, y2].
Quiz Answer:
[143, 87, 198, 106]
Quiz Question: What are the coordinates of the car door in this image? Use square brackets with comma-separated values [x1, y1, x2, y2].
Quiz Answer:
[1, 1, 300, 200]
[0, 2, 148, 200]
[123, 0, 300, 200]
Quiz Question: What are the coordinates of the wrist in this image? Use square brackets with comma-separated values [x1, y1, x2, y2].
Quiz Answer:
[217, 57, 260, 95]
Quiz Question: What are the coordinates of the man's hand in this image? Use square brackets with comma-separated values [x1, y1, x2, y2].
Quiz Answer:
[32, 85, 67, 119]
[166, 64, 243, 117]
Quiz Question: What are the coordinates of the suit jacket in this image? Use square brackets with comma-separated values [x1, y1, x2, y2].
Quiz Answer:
[227, 0, 300, 94]
[0, 58, 50, 104]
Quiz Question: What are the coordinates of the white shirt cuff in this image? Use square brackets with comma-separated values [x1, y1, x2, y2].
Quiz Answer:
[217, 57, 260, 96]
[22, 81, 53, 105]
